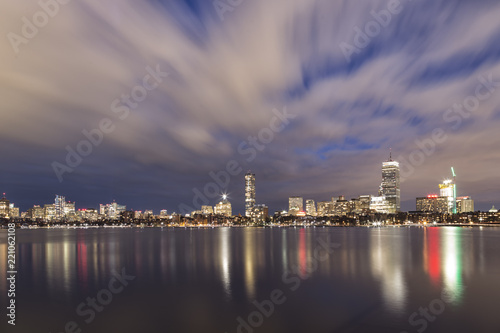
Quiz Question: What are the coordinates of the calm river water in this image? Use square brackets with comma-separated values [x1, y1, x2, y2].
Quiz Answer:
[1, 226, 500, 333]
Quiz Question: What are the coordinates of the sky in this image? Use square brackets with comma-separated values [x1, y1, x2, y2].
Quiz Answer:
[1, 0, 500, 214]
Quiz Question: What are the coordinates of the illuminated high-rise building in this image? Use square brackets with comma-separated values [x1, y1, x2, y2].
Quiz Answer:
[100, 201, 126, 219]
[380, 152, 400, 213]
[245, 172, 256, 217]
[54, 195, 66, 219]
[215, 194, 232, 217]
[288, 196, 303, 215]
[317, 201, 333, 216]
[252, 204, 268, 222]
[9, 204, 19, 218]
[0, 193, 10, 218]
[44, 204, 56, 220]
[202, 205, 213, 215]
[28, 205, 44, 220]
[306, 199, 316, 216]
[439, 179, 456, 214]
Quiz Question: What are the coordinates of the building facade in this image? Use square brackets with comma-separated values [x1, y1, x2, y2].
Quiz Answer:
[0, 194, 10, 218]
[245, 172, 256, 217]
[305, 199, 316, 216]
[215, 195, 232, 217]
[380, 154, 401, 213]
[288, 196, 304, 215]
[457, 196, 474, 213]
[416, 195, 448, 213]
[439, 179, 456, 213]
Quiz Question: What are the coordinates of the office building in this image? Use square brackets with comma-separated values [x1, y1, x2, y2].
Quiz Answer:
[9, 204, 19, 218]
[370, 196, 392, 214]
[0, 194, 10, 218]
[439, 179, 456, 213]
[416, 195, 449, 213]
[215, 195, 232, 217]
[306, 199, 316, 216]
[44, 204, 56, 220]
[358, 195, 372, 213]
[77, 208, 99, 221]
[55, 195, 66, 219]
[245, 172, 256, 217]
[457, 196, 474, 213]
[100, 202, 127, 219]
[317, 201, 333, 216]
[28, 205, 44, 220]
[333, 196, 350, 216]
[253, 204, 269, 222]
[202, 205, 213, 215]
[288, 196, 304, 215]
[380, 152, 400, 213]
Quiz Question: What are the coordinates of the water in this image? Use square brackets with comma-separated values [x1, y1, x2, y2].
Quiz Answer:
[1, 226, 500, 333]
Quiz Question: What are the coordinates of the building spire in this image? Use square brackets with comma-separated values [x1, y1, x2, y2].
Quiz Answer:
[389, 148, 393, 161]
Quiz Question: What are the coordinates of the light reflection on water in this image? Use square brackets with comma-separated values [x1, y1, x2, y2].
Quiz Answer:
[1, 227, 499, 333]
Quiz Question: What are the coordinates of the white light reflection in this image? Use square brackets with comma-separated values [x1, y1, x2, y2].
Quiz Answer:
[244, 230, 256, 300]
[441, 228, 465, 305]
[219, 228, 232, 300]
[370, 229, 408, 315]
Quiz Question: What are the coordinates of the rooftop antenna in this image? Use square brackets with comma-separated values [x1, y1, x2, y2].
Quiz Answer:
[389, 148, 393, 161]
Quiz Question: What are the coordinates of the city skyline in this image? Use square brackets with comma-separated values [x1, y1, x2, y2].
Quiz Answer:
[0, 157, 493, 216]
[2, 1, 500, 214]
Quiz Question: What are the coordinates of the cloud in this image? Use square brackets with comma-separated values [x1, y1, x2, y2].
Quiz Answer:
[1, 0, 500, 212]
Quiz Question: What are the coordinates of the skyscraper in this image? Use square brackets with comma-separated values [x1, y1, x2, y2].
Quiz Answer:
[439, 179, 455, 213]
[54, 195, 66, 219]
[245, 172, 256, 217]
[380, 151, 400, 213]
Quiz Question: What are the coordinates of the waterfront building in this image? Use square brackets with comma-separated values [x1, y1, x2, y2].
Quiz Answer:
[253, 204, 268, 222]
[202, 205, 213, 215]
[288, 196, 304, 215]
[416, 195, 448, 213]
[358, 195, 372, 213]
[77, 208, 99, 221]
[215, 195, 232, 217]
[9, 204, 19, 218]
[333, 197, 350, 216]
[317, 201, 333, 216]
[456, 196, 474, 213]
[54, 195, 66, 219]
[370, 196, 392, 214]
[306, 199, 316, 216]
[439, 179, 456, 213]
[380, 152, 401, 213]
[28, 205, 44, 220]
[245, 172, 256, 217]
[44, 204, 56, 220]
[100, 202, 127, 219]
[0, 194, 10, 218]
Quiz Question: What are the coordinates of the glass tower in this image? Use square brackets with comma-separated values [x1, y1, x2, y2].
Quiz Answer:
[380, 152, 400, 213]
[245, 172, 256, 217]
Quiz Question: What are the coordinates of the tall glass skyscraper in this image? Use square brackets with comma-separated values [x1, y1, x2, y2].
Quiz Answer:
[380, 152, 400, 213]
[245, 172, 256, 217]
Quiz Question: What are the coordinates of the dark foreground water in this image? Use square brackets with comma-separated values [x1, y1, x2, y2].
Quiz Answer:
[1, 226, 500, 333]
